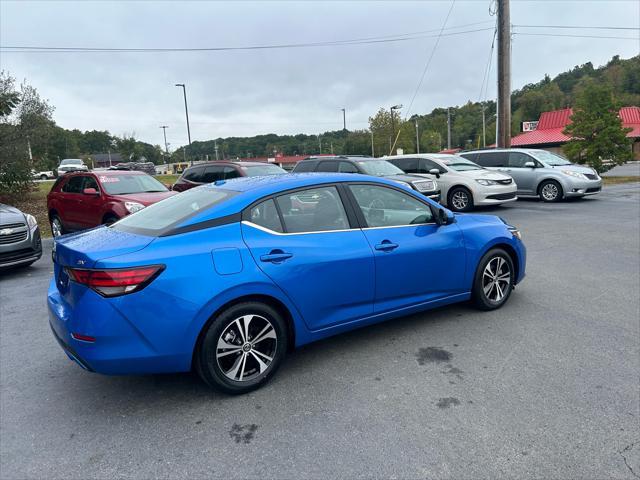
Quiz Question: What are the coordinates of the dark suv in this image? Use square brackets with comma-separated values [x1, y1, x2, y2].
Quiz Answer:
[172, 161, 286, 192]
[292, 156, 440, 201]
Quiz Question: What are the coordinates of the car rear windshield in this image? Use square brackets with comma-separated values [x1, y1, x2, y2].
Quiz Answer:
[112, 187, 238, 236]
[242, 164, 286, 176]
[98, 174, 168, 194]
[357, 160, 404, 176]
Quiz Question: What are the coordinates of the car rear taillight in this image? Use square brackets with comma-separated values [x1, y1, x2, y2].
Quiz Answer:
[65, 265, 164, 297]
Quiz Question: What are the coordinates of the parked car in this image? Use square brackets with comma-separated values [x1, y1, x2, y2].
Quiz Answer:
[292, 156, 441, 201]
[172, 161, 287, 192]
[32, 169, 55, 181]
[47, 170, 176, 237]
[0, 204, 42, 269]
[48, 173, 526, 394]
[460, 149, 602, 202]
[385, 154, 517, 212]
[57, 159, 88, 176]
[109, 161, 156, 176]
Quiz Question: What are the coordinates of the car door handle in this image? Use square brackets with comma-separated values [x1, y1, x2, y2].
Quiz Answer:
[374, 241, 398, 252]
[260, 251, 293, 263]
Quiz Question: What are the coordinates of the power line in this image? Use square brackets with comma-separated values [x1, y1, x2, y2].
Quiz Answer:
[513, 24, 640, 31]
[1, 24, 494, 53]
[389, 0, 457, 155]
[478, 20, 498, 103]
[513, 32, 639, 40]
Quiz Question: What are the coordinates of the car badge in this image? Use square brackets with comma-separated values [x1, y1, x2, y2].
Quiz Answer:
[76, 259, 86, 266]
[0, 228, 13, 236]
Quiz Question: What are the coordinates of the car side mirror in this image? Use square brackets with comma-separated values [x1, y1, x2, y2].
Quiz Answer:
[524, 161, 536, 168]
[83, 187, 99, 195]
[435, 208, 454, 226]
[429, 168, 441, 178]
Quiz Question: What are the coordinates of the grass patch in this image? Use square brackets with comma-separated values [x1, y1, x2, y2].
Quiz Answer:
[155, 174, 179, 186]
[602, 176, 639, 185]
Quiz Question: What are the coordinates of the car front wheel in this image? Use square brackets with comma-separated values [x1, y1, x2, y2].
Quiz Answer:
[472, 248, 514, 311]
[538, 180, 563, 202]
[196, 302, 287, 395]
[448, 186, 474, 212]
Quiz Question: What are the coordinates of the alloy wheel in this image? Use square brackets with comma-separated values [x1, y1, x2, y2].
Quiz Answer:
[51, 218, 63, 237]
[216, 314, 277, 382]
[482, 256, 511, 302]
[541, 183, 559, 201]
[451, 190, 469, 211]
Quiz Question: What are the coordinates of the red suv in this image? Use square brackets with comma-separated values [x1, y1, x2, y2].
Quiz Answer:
[47, 170, 176, 237]
[172, 161, 286, 192]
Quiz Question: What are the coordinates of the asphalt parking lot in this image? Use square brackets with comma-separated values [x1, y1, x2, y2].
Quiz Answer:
[1, 182, 639, 479]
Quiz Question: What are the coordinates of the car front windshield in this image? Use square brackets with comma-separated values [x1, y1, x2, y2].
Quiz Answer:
[531, 150, 572, 166]
[99, 174, 168, 194]
[112, 187, 237, 235]
[358, 160, 404, 176]
[243, 165, 286, 176]
[436, 156, 483, 171]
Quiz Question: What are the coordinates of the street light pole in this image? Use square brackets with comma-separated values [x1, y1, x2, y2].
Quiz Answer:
[174, 83, 192, 166]
[370, 130, 375, 157]
[415, 119, 420, 154]
[390, 104, 402, 155]
[341, 108, 346, 130]
[160, 125, 169, 162]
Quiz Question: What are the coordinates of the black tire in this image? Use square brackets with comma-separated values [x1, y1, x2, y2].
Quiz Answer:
[40, 174, 48, 181]
[447, 186, 474, 212]
[50, 214, 66, 237]
[538, 180, 563, 203]
[471, 248, 515, 311]
[102, 215, 119, 226]
[196, 302, 287, 395]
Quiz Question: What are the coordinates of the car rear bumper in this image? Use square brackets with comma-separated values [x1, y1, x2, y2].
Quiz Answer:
[47, 279, 190, 375]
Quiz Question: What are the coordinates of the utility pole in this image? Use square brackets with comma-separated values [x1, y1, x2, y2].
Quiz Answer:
[390, 104, 402, 155]
[214, 141, 219, 161]
[160, 125, 169, 162]
[497, 0, 511, 148]
[415, 119, 420, 154]
[481, 106, 486, 148]
[341, 108, 346, 130]
[370, 131, 375, 157]
[175, 83, 193, 165]
[318, 135, 322, 154]
[447, 108, 452, 150]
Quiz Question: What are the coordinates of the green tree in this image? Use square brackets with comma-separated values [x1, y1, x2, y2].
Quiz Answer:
[420, 130, 441, 152]
[562, 81, 632, 172]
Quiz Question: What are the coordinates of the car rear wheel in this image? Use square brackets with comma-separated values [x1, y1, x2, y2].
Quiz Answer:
[40, 174, 48, 181]
[102, 215, 118, 226]
[538, 180, 563, 202]
[448, 186, 474, 212]
[50, 215, 65, 237]
[471, 248, 514, 311]
[196, 302, 287, 395]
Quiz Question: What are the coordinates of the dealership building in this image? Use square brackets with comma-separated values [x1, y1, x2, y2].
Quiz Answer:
[510, 106, 640, 160]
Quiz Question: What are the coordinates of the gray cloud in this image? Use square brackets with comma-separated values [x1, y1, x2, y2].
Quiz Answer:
[1, 0, 638, 149]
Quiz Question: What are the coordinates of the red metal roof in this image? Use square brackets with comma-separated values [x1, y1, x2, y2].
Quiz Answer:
[511, 106, 640, 146]
[438, 148, 462, 154]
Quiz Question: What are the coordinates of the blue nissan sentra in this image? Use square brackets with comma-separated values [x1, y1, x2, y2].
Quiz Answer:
[48, 173, 526, 394]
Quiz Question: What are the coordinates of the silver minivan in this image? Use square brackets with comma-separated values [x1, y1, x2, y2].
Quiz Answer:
[460, 148, 603, 202]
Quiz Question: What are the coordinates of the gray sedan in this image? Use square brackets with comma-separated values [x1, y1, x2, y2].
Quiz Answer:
[0, 204, 42, 269]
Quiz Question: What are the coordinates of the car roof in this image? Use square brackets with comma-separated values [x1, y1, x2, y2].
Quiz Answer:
[301, 156, 376, 162]
[462, 148, 537, 154]
[186, 161, 278, 168]
[67, 170, 147, 176]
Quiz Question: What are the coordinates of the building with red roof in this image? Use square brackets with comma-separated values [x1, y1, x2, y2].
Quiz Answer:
[510, 106, 640, 159]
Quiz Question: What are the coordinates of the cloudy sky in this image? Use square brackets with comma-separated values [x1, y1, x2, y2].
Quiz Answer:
[1, 0, 638, 150]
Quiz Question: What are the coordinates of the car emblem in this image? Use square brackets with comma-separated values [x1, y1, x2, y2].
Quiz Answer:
[0, 228, 13, 236]
[76, 259, 86, 266]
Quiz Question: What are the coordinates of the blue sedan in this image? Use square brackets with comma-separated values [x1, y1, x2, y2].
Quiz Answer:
[48, 173, 526, 394]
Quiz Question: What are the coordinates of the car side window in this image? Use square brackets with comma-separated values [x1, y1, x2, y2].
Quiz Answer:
[316, 161, 339, 172]
[394, 158, 418, 173]
[474, 152, 507, 168]
[293, 161, 317, 172]
[62, 176, 85, 193]
[83, 176, 100, 192]
[248, 199, 283, 233]
[275, 186, 349, 233]
[339, 162, 359, 173]
[349, 184, 433, 228]
[420, 159, 446, 174]
[508, 152, 533, 168]
[223, 166, 240, 179]
[184, 166, 205, 182]
[202, 166, 223, 183]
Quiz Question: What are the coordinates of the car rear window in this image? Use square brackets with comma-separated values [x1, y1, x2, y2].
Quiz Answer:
[98, 174, 168, 194]
[112, 187, 237, 236]
[242, 164, 286, 176]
